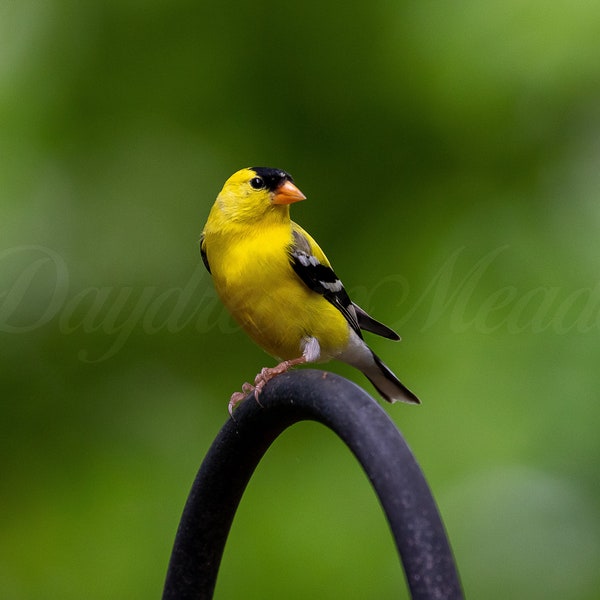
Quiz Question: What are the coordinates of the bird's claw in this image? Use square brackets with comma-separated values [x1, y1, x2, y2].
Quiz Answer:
[228, 391, 246, 417]
[252, 365, 284, 400]
[253, 369, 269, 397]
[228, 382, 255, 417]
[241, 382, 255, 394]
[227, 370, 274, 416]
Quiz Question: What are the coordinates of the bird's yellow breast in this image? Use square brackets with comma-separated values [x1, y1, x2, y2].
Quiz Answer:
[205, 223, 350, 361]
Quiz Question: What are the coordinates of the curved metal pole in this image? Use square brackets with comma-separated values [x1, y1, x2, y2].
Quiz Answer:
[162, 369, 463, 600]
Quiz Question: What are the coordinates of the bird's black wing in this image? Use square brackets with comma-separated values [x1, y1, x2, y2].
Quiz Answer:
[199, 234, 211, 274]
[288, 228, 362, 338]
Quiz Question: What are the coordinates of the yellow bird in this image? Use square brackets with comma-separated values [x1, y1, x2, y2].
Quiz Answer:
[200, 167, 419, 415]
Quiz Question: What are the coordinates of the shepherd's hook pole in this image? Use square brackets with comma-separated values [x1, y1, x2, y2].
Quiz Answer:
[162, 369, 463, 599]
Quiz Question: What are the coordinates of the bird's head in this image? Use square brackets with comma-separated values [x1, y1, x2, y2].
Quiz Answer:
[214, 167, 306, 224]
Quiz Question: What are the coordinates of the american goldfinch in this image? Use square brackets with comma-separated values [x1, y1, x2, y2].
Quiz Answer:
[200, 167, 419, 415]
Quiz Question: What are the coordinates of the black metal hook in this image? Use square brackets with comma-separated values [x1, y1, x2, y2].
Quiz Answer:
[162, 369, 463, 599]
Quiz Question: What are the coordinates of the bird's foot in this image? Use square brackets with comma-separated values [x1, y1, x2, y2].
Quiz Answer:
[228, 357, 307, 417]
[228, 382, 255, 417]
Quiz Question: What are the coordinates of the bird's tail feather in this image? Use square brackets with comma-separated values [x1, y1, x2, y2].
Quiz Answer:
[364, 352, 420, 404]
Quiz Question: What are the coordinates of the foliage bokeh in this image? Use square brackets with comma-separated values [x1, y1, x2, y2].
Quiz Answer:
[2, 1, 600, 598]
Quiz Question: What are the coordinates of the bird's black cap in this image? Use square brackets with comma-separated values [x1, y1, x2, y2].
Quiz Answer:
[250, 167, 293, 192]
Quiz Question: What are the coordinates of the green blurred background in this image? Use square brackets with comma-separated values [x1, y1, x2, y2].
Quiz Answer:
[2, 1, 600, 598]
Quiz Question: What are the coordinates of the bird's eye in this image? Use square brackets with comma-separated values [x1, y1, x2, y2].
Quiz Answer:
[249, 177, 265, 190]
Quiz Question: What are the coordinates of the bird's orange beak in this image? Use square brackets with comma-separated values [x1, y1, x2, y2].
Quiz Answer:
[272, 180, 306, 205]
